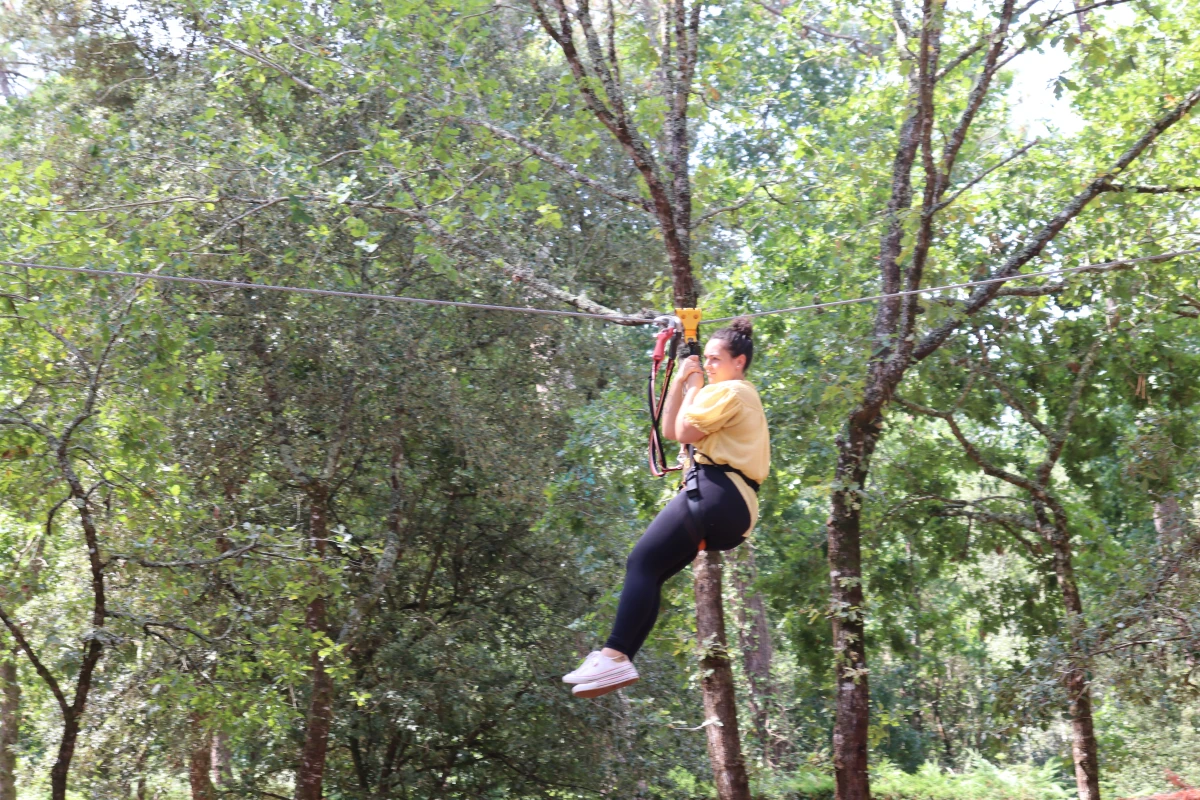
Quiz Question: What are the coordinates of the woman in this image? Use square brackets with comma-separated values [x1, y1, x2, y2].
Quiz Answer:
[562, 317, 770, 698]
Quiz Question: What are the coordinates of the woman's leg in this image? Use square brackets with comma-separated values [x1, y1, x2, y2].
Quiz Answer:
[603, 468, 752, 660]
[603, 491, 699, 660]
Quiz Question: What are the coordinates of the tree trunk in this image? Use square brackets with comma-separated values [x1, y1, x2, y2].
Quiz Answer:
[189, 712, 217, 800]
[669, 182, 751, 799]
[1154, 496, 1186, 547]
[0, 655, 18, 800]
[48, 710, 81, 800]
[692, 550, 751, 800]
[295, 491, 335, 800]
[1051, 533, 1101, 800]
[211, 730, 232, 787]
[827, 420, 878, 800]
[930, 678, 953, 764]
[730, 545, 778, 765]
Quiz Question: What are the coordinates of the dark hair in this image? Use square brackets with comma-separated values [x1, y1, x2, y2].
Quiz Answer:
[709, 316, 754, 370]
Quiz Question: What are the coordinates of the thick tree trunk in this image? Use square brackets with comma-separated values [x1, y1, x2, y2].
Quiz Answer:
[692, 551, 751, 800]
[189, 712, 217, 800]
[295, 606, 335, 800]
[0, 655, 18, 800]
[730, 545, 778, 764]
[1052, 534, 1101, 800]
[295, 492, 335, 800]
[827, 418, 879, 800]
[668, 186, 750, 798]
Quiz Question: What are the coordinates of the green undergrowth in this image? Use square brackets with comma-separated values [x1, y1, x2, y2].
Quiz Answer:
[755, 754, 1072, 800]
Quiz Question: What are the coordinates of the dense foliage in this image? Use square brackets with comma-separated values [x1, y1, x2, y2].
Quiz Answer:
[1, 0, 1199, 799]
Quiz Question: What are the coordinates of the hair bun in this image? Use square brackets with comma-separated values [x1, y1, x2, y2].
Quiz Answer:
[727, 316, 753, 338]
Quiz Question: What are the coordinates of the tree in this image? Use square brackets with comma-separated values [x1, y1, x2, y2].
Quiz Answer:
[773, 4, 1200, 794]
[897, 314, 1110, 797]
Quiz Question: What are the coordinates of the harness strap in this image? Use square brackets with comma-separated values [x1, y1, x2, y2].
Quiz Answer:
[647, 327, 682, 476]
[692, 455, 761, 493]
[684, 444, 706, 552]
[683, 457, 761, 553]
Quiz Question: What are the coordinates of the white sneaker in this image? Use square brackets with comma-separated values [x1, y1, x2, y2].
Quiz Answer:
[561, 652, 638, 697]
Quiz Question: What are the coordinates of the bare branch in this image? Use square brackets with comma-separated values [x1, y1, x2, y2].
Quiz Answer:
[1178, 292, 1200, 312]
[937, 0, 1018, 194]
[337, 527, 402, 644]
[200, 196, 290, 246]
[751, 0, 879, 50]
[974, 354, 1056, 439]
[528, 0, 622, 135]
[936, 0, 1040, 82]
[0, 314, 92, 374]
[935, 138, 1040, 212]
[939, 504, 1041, 535]
[994, 0, 1139, 71]
[573, 0, 634, 128]
[692, 194, 757, 229]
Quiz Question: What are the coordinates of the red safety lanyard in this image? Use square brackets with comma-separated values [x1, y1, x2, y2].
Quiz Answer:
[647, 325, 682, 477]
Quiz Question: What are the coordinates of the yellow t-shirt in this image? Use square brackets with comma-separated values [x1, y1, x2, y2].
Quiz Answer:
[681, 380, 770, 536]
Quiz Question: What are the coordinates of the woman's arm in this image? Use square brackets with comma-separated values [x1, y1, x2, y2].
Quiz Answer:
[661, 356, 707, 444]
[673, 386, 708, 444]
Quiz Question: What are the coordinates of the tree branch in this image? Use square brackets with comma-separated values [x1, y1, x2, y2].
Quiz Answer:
[983, 370, 1055, 441]
[214, 38, 334, 103]
[893, 395, 1049, 498]
[340, 197, 640, 321]
[456, 116, 653, 212]
[224, 194, 644, 322]
[935, 138, 1040, 213]
[692, 194, 757, 229]
[937, 0, 1017, 196]
[912, 81, 1200, 363]
[0, 602, 69, 715]
[995, 283, 1066, 297]
[108, 537, 260, 569]
[1100, 184, 1200, 194]
[106, 612, 216, 644]
[528, 0, 622, 135]
[1035, 335, 1102, 485]
[937, 504, 1048, 557]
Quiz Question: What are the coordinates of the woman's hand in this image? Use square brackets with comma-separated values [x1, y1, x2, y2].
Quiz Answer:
[676, 355, 704, 392]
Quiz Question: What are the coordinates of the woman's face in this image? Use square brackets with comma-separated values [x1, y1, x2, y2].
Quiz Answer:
[703, 339, 746, 384]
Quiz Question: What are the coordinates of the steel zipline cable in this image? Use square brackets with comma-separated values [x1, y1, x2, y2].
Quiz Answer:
[2, 247, 1198, 326]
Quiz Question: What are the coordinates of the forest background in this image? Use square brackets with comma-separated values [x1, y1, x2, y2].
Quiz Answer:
[1, 0, 1199, 798]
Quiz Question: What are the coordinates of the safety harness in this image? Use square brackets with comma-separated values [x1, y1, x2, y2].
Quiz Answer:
[645, 308, 759, 553]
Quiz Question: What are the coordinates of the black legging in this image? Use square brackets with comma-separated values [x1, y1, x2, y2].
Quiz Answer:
[604, 464, 752, 659]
